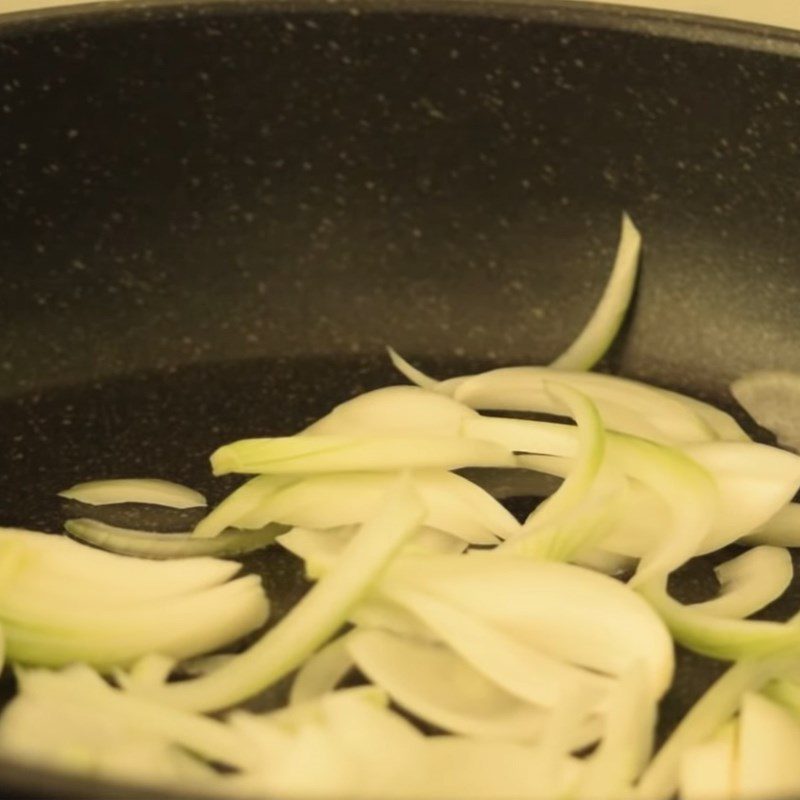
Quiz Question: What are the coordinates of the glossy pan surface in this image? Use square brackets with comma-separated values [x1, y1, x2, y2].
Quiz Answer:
[1, 0, 800, 796]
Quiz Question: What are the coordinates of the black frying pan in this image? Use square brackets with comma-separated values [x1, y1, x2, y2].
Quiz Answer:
[2, 1, 800, 797]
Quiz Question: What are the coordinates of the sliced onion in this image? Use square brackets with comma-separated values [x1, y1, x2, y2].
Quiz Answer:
[576, 663, 655, 800]
[636, 655, 800, 800]
[304, 385, 477, 437]
[192, 474, 296, 539]
[737, 691, 800, 800]
[743, 501, 800, 547]
[289, 634, 355, 706]
[210, 434, 515, 476]
[383, 553, 674, 700]
[387, 214, 641, 380]
[731, 370, 800, 451]
[65, 518, 283, 559]
[0, 692, 219, 786]
[279, 525, 466, 580]
[499, 383, 628, 564]
[3, 575, 268, 669]
[551, 213, 641, 371]
[240, 470, 517, 546]
[347, 627, 600, 747]
[638, 575, 800, 661]
[449, 368, 715, 444]
[58, 479, 206, 509]
[677, 722, 736, 800]
[382, 583, 613, 710]
[682, 441, 800, 552]
[0, 529, 268, 669]
[386, 347, 439, 390]
[688, 546, 793, 619]
[115, 654, 177, 692]
[7, 664, 258, 771]
[519, 382, 606, 533]
[467, 416, 718, 581]
[0, 528, 242, 601]
[140, 476, 426, 712]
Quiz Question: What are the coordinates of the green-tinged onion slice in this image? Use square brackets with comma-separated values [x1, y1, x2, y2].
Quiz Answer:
[551, 213, 641, 371]
[3, 574, 268, 669]
[387, 213, 641, 381]
[192, 474, 297, 539]
[210, 435, 515, 476]
[466, 416, 718, 582]
[0, 529, 268, 669]
[65, 518, 283, 559]
[499, 383, 628, 564]
[763, 679, 800, 715]
[449, 369, 716, 444]
[58, 479, 206, 509]
[139, 476, 426, 712]
[593, 434, 719, 584]
[687, 546, 793, 619]
[519, 382, 606, 533]
[635, 655, 800, 800]
[638, 571, 800, 661]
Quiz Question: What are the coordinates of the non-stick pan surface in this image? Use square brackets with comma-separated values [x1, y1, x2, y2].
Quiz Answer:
[2, 1, 800, 797]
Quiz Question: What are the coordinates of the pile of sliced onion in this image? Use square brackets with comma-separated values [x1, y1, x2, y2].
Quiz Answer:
[3, 214, 800, 799]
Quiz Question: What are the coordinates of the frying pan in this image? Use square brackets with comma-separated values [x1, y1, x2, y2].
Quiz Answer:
[2, 0, 800, 796]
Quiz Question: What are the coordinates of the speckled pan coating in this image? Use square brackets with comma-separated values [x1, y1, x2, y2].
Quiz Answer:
[1, 2, 800, 798]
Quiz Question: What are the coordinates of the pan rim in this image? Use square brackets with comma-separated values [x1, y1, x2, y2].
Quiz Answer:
[1, 0, 800, 58]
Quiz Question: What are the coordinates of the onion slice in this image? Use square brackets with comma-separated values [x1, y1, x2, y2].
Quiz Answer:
[636, 655, 800, 800]
[139, 476, 426, 712]
[238, 470, 517, 546]
[65, 518, 283, 559]
[731, 370, 800, 451]
[58, 479, 206, 509]
[743, 501, 800, 547]
[4, 664, 258, 771]
[687, 546, 793, 619]
[551, 213, 641, 371]
[289, 635, 355, 706]
[347, 627, 600, 747]
[677, 722, 736, 800]
[210, 435, 515, 476]
[638, 560, 800, 662]
[382, 553, 674, 701]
